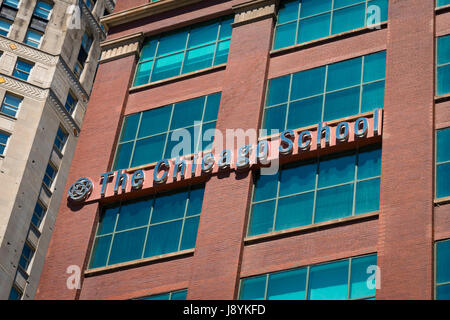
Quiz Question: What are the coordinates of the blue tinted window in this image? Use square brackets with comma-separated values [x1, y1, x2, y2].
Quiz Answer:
[437, 128, 450, 199]
[263, 52, 386, 133]
[249, 146, 381, 236]
[25, 30, 43, 48]
[1, 93, 22, 117]
[438, 35, 450, 96]
[240, 254, 377, 300]
[0, 19, 11, 36]
[437, 0, 450, 7]
[13, 59, 34, 81]
[436, 239, 450, 300]
[0, 131, 10, 155]
[274, 0, 388, 50]
[89, 185, 204, 269]
[134, 17, 232, 86]
[34, 1, 53, 20]
[113, 93, 220, 170]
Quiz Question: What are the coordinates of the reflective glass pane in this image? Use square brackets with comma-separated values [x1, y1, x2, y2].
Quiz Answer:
[248, 200, 276, 236]
[182, 44, 215, 74]
[291, 66, 326, 100]
[214, 40, 230, 65]
[278, 0, 299, 24]
[263, 105, 287, 132]
[361, 81, 385, 113]
[437, 284, 450, 300]
[144, 220, 183, 257]
[350, 255, 377, 299]
[219, 18, 233, 40]
[203, 93, 221, 122]
[308, 260, 349, 300]
[274, 22, 297, 49]
[437, 163, 450, 198]
[98, 206, 119, 235]
[323, 86, 360, 121]
[171, 97, 205, 130]
[89, 235, 112, 269]
[275, 192, 314, 230]
[318, 153, 356, 187]
[180, 216, 200, 250]
[152, 190, 188, 223]
[157, 32, 188, 56]
[140, 40, 157, 61]
[120, 113, 140, 142]
[108, 228, 146, 265]
[287, 95, 323, 129]
[253, 172, 278, 202]
[267, 75, 290, 106]
[438, 0, 450, 7]
[188, 22, 219, 48]
[334, 0, 362, 8]
[363, 51, 386, 83]
[134, 61, 153, 86]
[199, 121, 216, 151]
[331, 4, 365, 35]
[279, 161, 316, 196]
[367, 0, 389, 23]
[358, 147, 382, 180]
[327, 57, 362, 92]
[355, 178, 380, 214]
[151, 52, 183, 82]
[131, 134, 166, 167]
[300, 0, 332, 18]
[315, 184, 354, 223]
[437, 128, 450, 163]
[187, 186, 205, 216]
[172, 290, 188, 300]
[437, 240, 450, 284]
[138, 105, 172, 138]
[165, 126, 198, 158]
[298, 13, 331, 44]
[115, 199, 152, 231]
[141, 293, 170, 300]
[438, 64, 450, 96]
[267, 268, 307, 300]
[240, 276, 266, 300]
[114, 142, 133, 170]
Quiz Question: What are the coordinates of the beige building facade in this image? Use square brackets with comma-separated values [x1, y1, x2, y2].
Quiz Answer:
[0, 0, 115, 300]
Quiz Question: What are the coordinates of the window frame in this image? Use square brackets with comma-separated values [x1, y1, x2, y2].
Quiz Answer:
[24, 29, 44, 48]
[435, 238, 450, 300]
[435, 127, 450, 199]
[13, 58, 34, 81]
[33, 0, 53, 21]
[0, 92, 22, 118]
[64, 91, 78, 115]
[31, 200, 47, 230]
[42, 161, 57, 190]
[18, 241, 35, 274]
[0, 130, 11, 156]
[436, 34, 450, 97]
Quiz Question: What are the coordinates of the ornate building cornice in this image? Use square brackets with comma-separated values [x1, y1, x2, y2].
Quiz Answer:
[80, 0, 107, 40]
[0, 74, 47, 100]
[48, 90, 81, 134]
[232, 0, 279, 27]
[0, 36, 58, 66]
[99, 32, 143, 63]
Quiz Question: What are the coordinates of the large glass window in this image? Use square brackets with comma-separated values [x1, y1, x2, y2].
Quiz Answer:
[89, 185, 205, 269]
[274, 0, 388, 50]
[263, 51, 385, 133]
[436, 128, 450, 199]
[134, 16, 233, 86]
[64, 91, 77, 114]
[18, 242, 35, 272]
[436, 239, 450, 300]
[239, 254, 377, 300]
[53, 126, 68, 153]
[0, 93, 22, 117]
[135, 289, 187, 300]
[24, 29, 43, 48]
[13, 59, 34, 81]
[248, 145, 381, 236]
[113, 92, 221, 170]
[33, 1, 53, 21]
[0, 19, 11, 36]
[437, 35, 450, 96]
[42, 162, 57, 189]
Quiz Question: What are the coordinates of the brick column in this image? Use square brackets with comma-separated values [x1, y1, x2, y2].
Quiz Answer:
[187, 0, 277, 299]
[35, 34, 142, 299]
[376, 0, 435, 299]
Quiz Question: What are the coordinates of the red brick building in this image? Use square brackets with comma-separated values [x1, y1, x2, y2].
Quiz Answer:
[35, 0, 450, 300]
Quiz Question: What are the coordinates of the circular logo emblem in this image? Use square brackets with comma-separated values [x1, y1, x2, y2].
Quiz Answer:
[68, 177, 93, 202]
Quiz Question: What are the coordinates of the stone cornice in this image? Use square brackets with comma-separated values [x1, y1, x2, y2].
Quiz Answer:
[0, 74, 47, 100]
[48, 90, 81, 134]
[80, 0, 107, 40]
[56, 57, 90, 101]
[232, 0, 279, 27]
[100, 32, 144, 63]
[0, 35, 58, 66]
[101, 0, 203, 29]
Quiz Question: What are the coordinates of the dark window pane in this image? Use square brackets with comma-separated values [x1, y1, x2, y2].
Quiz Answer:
[115, 198, 152, 231]
[297, 13, 331, 44]
[361, 81, 385, 113]
[278, 0, 299, 24]
[253, 172, 279, 202]
[267, 76, 290, 106]
[113, 142, 133, 170]
[203, 93, 221, 122]
[157, 32, 187, 56]
[350, 255, 377, 299]
[437, 128, 450, 163]
[171, 290, 188, 300]
[358, 147, 382, 180]
[152, 190, 188, 223]
[279, 161, 316, 196]
[437, 64, 450, 96]
[300, 0, 332, 18]
[180, 216, 200, 250]
[291, 66, 326, 100]
[131, 134, 166, 167]
[331, 4, 365, 35]
[274, 22, 297, 49]
[89, 235, 112, 269]
[437, 239, 450, 284]
[326, 57, 362, 92]
[145, 220, 183, 257]
[355, 178, 380, 214]
[187, 186, 205, 216]
[437, 163, 450, 199]
[437, 284, 450, 300]
[263, 105, 287, 132]
[97, 206, 119, 235]
[287, 95, 323, 129]
[318, 153, 356, 187]
[323, 86, 360, 121]
[108, 228, 146, 265]
[171, 97, 205, 130]
[363, 51, 386, 83]
[138, 106, 172, 138]
[120, 113, 140, 142]
[188, 22, 219, 48]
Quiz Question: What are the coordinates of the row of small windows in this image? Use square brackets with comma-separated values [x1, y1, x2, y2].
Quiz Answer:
[263, 51, 385, 133]
[239, 254, 377, 300]
[273, 0, 388, 50]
